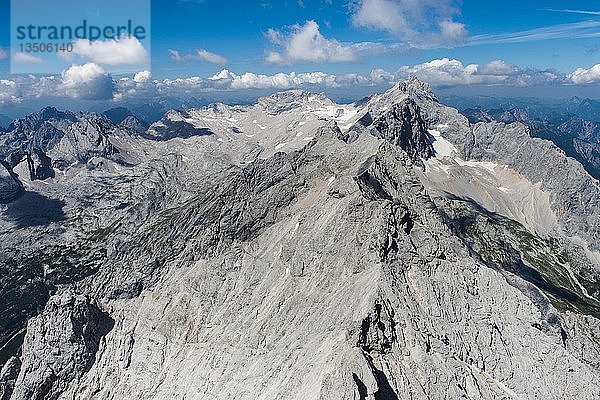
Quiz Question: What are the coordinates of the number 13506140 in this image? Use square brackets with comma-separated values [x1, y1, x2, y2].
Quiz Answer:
[19, 43, 73, 53]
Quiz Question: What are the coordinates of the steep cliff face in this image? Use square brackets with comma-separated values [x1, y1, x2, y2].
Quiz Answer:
[1, 80, 599, 399]
[368, 99, 435, 166]
[0, 163, 23, 204]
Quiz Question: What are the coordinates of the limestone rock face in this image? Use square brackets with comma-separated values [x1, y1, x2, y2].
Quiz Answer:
[1, 79, 600, 400]
[0, 358, 20, 400]
[369, 99, 435, 165]
[0, 108, 130, 181]
[119, 116, 149, 134]
[469, 122, 600, 250]
[25, 149, 54, 181]
[9, 292, 113, 400]
[0, 162, 23, 203]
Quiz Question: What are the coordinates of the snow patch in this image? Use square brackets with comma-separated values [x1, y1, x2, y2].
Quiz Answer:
[428, 129, 457, 159]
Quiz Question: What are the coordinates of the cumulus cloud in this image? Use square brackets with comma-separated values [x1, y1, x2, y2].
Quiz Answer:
[134, 70, 152, 83]
[12, 52, 43, 64]
[395, 58, 482, 86]
[169, 49, 229, 65]
[476, 60, 518, 76]
[351, 0, 467, 47]
[64, 36, 149, 66]
[568, 64, 600, 84]
[61, 63, 115, 100]
[265, 20, 359, 65]
[207, 69, 339, 89]
[352, 0, 404, 33]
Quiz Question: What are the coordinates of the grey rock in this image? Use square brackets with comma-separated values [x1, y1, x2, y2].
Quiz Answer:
[2, 79, 600, 400]
[0, 357, 20, 400]
[0, 162, 23, 203]
[25, 149, 54, 181]
[469, 122, 600, 250]
[119, 116, 149, 134]
[145, 110, 214, 140]
[368, 99, 435, 166]
[10, 291, 113, 400]
[257, 90, 332, 115]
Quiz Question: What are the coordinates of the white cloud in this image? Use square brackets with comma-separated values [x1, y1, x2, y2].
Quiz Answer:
[568, 64, 600, 84]
[0, 59, 585, 108]
[196, 49, 229, 66]
[169, 49, 229, 65]
[395, 58, 483, 86]
[439, 20, 468, 44]
[12, 52, 43, 64]
[0, 80, 19, 105]
[392, 58, 560, 87]
[265, 28, 282, 44]
[208, 69, 338, 89]
[134, 70, 152, 83]
[352, 0, 406, 34]
[61, 63, 115, 100]
[476, 60, 518, 76]
[65, 36, 149, 66]
[265, 20, 359, 65]
[351, 0, 467, 46]
[0, 49, 7, 60]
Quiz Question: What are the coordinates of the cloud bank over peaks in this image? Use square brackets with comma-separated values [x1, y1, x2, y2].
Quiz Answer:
[133, 70, 152, 83]
[0, 59, 598, 109]
[568, 64, 600, 84]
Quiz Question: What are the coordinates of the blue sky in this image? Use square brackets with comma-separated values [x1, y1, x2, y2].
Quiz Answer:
[0, 0, 600, 112]
[145, 0, 600, 78]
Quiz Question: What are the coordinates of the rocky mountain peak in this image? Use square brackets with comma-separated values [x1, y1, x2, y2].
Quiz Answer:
[119, 115, 149, 134]
[395, 76, 437, 103]
[369, 98, 435, 166]
[258, 89, 332, 115]
[8, 107, 77, 133]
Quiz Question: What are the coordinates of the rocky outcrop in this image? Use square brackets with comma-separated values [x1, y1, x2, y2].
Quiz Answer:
[0, 109, 132, 178]
[10, 291, 113, 400]
[257, 90, 333, 115]
[0, 162, 23, 203]
[369, 99, 435, 166]
[145, 111, 214, 140]
[0, 357, 20, 400]
[25, 149, 54, 181]
[119, 116, 149, 134]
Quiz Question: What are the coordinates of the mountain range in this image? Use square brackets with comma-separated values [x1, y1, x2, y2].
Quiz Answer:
[0, 78, 599, 399]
